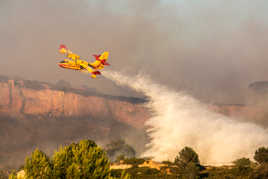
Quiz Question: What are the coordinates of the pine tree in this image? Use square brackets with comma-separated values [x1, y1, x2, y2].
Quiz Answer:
[24, 148, 52, 179]
[254, 147, 268, 164]
[53, 139, 110, 179]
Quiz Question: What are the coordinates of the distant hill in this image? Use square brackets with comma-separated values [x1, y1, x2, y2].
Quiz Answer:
[249, 81, 268, 93]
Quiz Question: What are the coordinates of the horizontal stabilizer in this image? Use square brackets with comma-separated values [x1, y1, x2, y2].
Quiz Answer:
[103, 62, 110, 66]
[92, 71, 101, 75]
[93, 54, 101, 60]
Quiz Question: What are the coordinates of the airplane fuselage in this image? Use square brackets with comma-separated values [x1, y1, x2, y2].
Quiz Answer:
[58, 59, 88, 70]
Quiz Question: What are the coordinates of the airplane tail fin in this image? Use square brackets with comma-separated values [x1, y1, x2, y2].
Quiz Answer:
[92, 52, 110, 66]
[59, 44, 67, 49]
[93, 54, 101, 60]
[59, 44, 73, 55]
[59, 44, 68, 54]
[99, 51, 109, 60]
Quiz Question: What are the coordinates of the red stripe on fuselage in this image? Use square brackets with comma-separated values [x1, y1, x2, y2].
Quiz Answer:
[58, 63, 81, 70]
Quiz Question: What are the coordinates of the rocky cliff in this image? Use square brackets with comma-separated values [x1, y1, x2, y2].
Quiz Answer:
[210, 103, 268, 127]
[1, 75, 267, 129]
[0, 76, 149, 129]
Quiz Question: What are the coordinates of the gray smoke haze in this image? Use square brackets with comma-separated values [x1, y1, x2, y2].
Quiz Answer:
[1, 0, 268, 103]
[0, 114, 147, 168]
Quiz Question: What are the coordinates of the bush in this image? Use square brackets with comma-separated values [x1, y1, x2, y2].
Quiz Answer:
[174, 147, 202, 179]
[251, 163, 268, 179]
[254, 147, 268, 164]
[110, 170, 131, 179]
[105, 140, 136, 161]
[24, 149, 52, 179]
[232, 158, 253, 177]
[233, 158, 251, 168]
[174, 146, 200, 166]
[11, 139, 113, 179]
[52, 139, 110, 179]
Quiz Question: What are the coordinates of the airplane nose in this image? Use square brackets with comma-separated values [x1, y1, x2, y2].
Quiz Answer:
[58, 63, 64, 68]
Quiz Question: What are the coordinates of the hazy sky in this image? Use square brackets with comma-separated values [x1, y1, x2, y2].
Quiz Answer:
[1, 0, 268, 103]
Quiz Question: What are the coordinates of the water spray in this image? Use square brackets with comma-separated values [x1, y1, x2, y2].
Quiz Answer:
[102, 70, 268, 165]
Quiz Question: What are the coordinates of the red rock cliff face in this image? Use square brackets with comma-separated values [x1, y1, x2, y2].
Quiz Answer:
[209, 103, 268, 125]
[0, 79, 150, 129]
[0, 77, 265, 130]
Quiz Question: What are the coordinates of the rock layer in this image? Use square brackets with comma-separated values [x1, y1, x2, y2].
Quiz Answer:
[0, 77, 149, 129]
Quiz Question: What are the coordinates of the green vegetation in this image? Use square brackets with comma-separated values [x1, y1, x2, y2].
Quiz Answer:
[251, 147, 268, 179]
[52, 140, 110, 179]
[175, 146, 200, 165]
[230, 158, 253, 178]
[24, 149, 52, 178]
[8, 139, 129, 179]
[5, 141, 268, 179]
[254, 147, 268, 164]
[173, 146, 204, 179]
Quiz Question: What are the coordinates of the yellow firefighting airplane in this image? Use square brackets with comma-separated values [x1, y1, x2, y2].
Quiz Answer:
[58, 45, 110, 78]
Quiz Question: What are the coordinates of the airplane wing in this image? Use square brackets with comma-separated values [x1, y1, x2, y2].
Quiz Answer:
[80, 63, 101, 78]
[59, 44, 80, 61]
[89, 51, 110, 70]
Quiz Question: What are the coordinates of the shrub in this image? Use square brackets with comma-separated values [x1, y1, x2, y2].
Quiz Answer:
[232, 158, 253, 177]
[254, 147, 268, 164]
[174, 146, 200, 166]
[174, 147, 202, 179]
[24, 148, 52, 179]
[105, 140, 136, 161]
[52, 139, 110, 179]
[233, 158, 251, 168]
[12, 139, 113, 179]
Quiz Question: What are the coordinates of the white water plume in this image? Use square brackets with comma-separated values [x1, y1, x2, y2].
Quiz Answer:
[102, 70, 268, 165]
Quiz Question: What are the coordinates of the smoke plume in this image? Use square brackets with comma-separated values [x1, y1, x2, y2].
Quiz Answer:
[103, 70, 268, 165]
[2, 0, 268, 103]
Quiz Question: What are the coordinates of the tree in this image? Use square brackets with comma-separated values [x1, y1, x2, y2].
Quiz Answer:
[8, 172, 17, 179]
[175, 146, 200, 166]
[254, 147, 268, 164]
[24, 148, 52, 179]
[233, 158, 251, 168]
[232, 158, 253, 177]
[174, 147, 202, 179]
[10, 139, 132, 179]
[52, 139, 110, 179]
[250, 163, 268, 179]
[105, 140, 136, 161]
